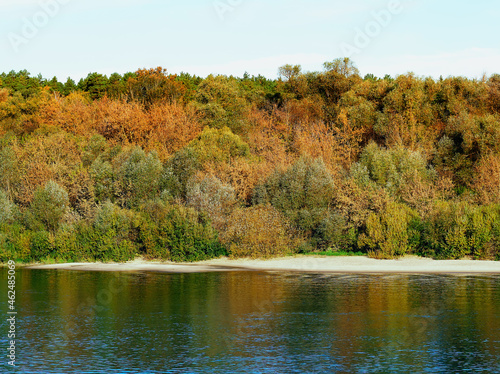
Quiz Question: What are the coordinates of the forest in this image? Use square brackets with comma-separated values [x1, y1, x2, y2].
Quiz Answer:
[1, 58, 500, 263]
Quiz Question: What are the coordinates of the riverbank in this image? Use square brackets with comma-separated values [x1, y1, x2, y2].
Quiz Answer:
[25, 255, 500, 274]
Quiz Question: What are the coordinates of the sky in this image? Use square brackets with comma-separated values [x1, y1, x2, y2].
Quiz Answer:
[0, 0, 499, 81]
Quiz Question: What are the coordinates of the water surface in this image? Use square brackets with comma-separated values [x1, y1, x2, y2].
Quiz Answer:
[1, 269, 499, 373]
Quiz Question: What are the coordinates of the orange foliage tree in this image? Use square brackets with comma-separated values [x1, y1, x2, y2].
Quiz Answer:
[39, 92, 202, 161]
[472, 153, 500, 205]
[126, 67, 186, 107]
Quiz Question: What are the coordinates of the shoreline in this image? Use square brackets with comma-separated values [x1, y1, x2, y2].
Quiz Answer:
[24, 255, 500, 274]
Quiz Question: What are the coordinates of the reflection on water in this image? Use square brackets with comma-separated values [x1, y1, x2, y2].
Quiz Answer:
[1, 270, 499, 373]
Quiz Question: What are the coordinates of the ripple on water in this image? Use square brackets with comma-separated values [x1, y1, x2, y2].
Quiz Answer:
[0, 270, 499, 373]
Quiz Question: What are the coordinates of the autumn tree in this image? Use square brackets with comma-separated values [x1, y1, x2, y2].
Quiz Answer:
[278, 64, 302, 81]
[323, 57, 359, 78]
[221, 204, 297, 258]
[126, 67, 186, 107]
[487, 74, 500, 113]
[191, 75, 250, 134]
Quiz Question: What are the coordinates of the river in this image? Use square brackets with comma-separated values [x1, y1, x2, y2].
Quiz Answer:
[1, 269, 499, 373]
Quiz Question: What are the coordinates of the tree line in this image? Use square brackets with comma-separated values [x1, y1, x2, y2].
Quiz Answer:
[1, 58, 500, 263]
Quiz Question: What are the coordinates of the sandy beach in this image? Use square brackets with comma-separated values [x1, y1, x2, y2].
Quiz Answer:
[26, 255, 500, 274]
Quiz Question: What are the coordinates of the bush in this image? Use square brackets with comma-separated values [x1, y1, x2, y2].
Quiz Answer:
[358, 202, 419, 259]
[0, 224, 31, 262]
[468, 205, 500, 259]
[75, 223, 136, 262]
[334, 176, 391, 232]
[420, 201, 500, 259]
[162, 127, 250, 200]
[90, 157, 115, 203]
[253, 156, 335, 235]
[472, 153, 500, 205]
[53, 201, 140, 263]
[185, 173, 236, 230]
[315, 212, 357, 251]
[161, 147, 200, 199]
[30, 230, 54, 262]
[140, 200, 226, 262]
[191, 75, 250, 134]
[221, 204, 298, 258]
[85, 201, 139, 262]
[82, 134, 108, 167]
[115, 147, 163, 208]
[0, 190, 17, 224]
[29, 180, 69, 232]
[187, 126, 250, 163]
[356, 141, 435, 193]
[53, 229, 87, 262]
[0, 224, 18, 262]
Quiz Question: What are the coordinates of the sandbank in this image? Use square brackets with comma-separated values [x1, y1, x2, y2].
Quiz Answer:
[26, 255, 500, 274]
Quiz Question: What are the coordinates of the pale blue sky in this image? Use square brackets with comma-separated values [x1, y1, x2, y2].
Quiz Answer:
[1, 0, 498, 81]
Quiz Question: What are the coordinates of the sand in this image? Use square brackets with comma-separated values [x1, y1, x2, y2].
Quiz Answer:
[26, 255, 500, 274]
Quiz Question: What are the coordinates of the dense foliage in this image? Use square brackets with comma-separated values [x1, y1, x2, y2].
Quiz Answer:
[1, 59, 500, 262]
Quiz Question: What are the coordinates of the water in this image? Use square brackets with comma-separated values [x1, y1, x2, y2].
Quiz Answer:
[1, 269, 500, 373]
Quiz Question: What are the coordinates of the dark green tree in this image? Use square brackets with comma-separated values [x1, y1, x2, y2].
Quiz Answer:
[79, 72, 109, 100]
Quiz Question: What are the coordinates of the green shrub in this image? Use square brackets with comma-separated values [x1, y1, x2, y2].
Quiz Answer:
[29, 181, 69, 232]
[356, 142, 435, 193]
[90, 157, 115, 202]
[82, 134, 108, 167]
[161, 147, 200, 199]
[349, 163, 372, 188]
[191, 75, 250, 134]
[0, 224, 31, 262]
[315, 212, 357, 251]
[30, 230, 54, 262]
[75, 222, 137, 262]
[0, 190, 17, 224]
[115, 147, 163, 208]
[187, 126, 250, 163]
[53, 229, 89, 262]
[140, 200, 226, 262]
[358, 202, 419, 259]
[468, 206, 494, 258]
[84, 201, 139, 262]
[420, 201, 500, 259]
[0, 224, 18, 262]
[253, 156, 335, 235]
